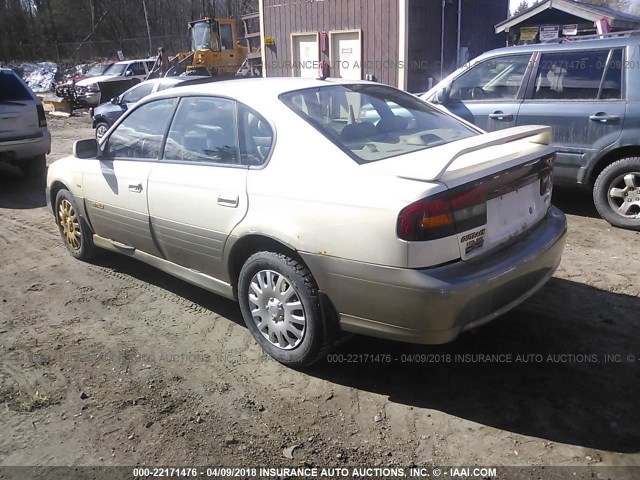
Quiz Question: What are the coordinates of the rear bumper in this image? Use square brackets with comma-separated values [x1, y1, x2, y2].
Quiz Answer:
[0, 130, 51, 161]
[301, 206, 567, 344]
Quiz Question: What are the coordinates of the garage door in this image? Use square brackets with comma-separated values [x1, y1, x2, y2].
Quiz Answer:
[330, 30, 362, 80]
[291, 33, 319, 78]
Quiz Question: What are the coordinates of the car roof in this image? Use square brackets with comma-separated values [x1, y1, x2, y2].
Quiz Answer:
[477, 35, 638, 60]
[113, 58, 155, 65]
[146, 77, 381, 104]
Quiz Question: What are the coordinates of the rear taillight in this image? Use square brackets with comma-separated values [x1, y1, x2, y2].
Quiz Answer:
[397, 154, 555, 242]
[397, 184, 487, 241]
[36, 104, 47, 127]
[539, 157, 554, 196]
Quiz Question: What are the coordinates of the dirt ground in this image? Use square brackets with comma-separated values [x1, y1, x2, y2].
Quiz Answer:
[0, 113, 639, 477]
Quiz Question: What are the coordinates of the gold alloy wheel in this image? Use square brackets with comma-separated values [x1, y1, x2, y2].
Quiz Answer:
[58, 199, 81, 250]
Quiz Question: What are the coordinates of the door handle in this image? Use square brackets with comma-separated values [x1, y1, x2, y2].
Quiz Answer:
[489, 111, 514, 121]
[589, 113, 619, 123]
[128, 183, 143, 193]
[217, 194, 239, 208]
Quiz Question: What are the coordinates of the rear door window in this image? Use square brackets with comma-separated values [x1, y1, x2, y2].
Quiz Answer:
[163, 96, 240, 165]
[601, 49, 623, 100]
[0, 70, 33, 102]
[239, 105, 273, 166]
[533, 49, 621, 100]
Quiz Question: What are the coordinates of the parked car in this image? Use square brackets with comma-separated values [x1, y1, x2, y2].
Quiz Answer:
[70, 61, 115, 83]
[0, 67, 51, 177]
[91, 76, 212, 141]
[46, 78, 566, 366]
[74, 59, 155, 107]
[422, 33, 640, 230]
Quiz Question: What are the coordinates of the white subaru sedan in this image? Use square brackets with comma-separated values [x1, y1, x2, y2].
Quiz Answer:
[46, 78, 567, 367]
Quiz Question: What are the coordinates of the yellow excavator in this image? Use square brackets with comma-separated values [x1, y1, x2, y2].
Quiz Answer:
[149, 14, 261, 79]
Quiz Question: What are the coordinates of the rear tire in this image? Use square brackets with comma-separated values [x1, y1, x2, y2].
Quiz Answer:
[593, 157, 640, 230]
[20, 155, 46, 179]
[55, 189, 99, 261]
[238, 251, 333, 367]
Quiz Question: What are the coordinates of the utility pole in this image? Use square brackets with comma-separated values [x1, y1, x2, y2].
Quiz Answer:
[440, 0, 446, 79]
[456, 0, 462, 68]
[89, 0, 95, 29]
[142, 0, 153, 56]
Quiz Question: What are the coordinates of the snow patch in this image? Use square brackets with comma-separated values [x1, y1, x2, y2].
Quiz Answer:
[11, 62, 58, 93]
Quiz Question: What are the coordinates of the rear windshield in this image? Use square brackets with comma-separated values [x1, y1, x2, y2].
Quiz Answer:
[0, 70, 33, 102]
[280, 84, 477, 163]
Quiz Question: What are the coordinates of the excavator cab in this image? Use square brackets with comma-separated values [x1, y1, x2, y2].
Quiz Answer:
[150, 15, 260, 79]
[189, 18, 220, 51]
[178, 18, 243, 76]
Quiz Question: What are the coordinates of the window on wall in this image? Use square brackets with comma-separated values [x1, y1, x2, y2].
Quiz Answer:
[532, 49, 623, 100]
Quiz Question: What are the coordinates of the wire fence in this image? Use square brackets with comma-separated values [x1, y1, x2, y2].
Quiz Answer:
[8, 34, 189, 66]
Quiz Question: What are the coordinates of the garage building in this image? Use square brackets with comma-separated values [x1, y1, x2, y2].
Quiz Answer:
[258, 0, 508, 93]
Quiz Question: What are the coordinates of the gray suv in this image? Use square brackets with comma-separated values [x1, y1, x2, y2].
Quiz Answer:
[0, 68, 51, 177]
[423, 33, 640, 230]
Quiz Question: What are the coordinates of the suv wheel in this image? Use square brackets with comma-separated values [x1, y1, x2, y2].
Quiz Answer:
[594, 158, 640, 230]
[55, 189, 99, 260]
[20, 155, 46, 179]
[238, 252, 332, 367]
[95, 122, 109, 141]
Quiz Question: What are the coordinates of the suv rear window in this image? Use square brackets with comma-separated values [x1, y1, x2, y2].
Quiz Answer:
[0, 70, 33, 102]
[533, 49, 623, 100]
[280, 84, 477, 163]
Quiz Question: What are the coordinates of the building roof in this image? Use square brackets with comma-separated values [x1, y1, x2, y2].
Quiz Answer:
[496, 0, 640, 33]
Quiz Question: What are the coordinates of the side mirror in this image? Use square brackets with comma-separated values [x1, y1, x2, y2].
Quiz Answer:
[73, 138, 98, 159]
[434, 86, 450, 104]
[111, 96, 119, 105]
[125, 69, 133, 77]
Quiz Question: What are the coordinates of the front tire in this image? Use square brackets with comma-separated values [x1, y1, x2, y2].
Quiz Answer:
[238, 252, 331, 367]
[55, 189, 99, 260]
[593, 157, 640, 230]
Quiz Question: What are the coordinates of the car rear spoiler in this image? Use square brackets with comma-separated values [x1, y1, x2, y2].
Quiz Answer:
[432, 125, 552, 180]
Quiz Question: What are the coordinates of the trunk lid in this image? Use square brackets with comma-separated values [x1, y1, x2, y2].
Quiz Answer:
[364, 125, 552, 186]
[0, 102, 39, 141]
[369, 125, 556, 261]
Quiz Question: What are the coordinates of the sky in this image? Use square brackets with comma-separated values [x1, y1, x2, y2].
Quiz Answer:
[508, 0, 640, 15]
[509, 0, 530, 14]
